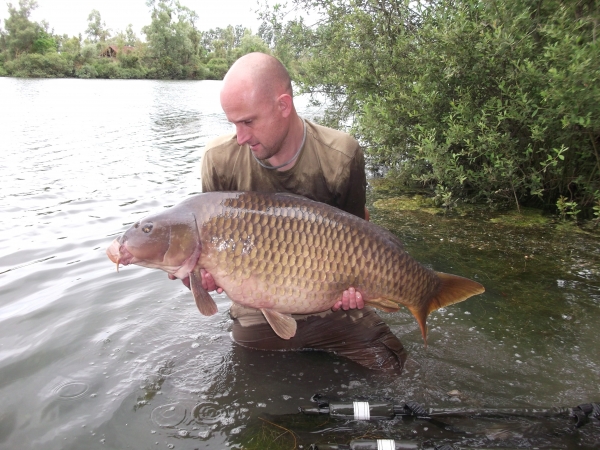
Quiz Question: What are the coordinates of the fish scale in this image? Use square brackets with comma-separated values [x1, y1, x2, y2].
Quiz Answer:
[107, 191, 485, 342]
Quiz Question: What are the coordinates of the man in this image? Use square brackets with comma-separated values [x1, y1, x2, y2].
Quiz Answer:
[195, 52, 407, 372]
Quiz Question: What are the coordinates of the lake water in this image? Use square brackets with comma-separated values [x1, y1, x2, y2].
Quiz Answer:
[1, 77, 599, 449]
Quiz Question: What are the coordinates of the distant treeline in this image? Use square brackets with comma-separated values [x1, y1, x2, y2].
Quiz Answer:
[2, 0, 599, 220]
[0, 0, 272, 80]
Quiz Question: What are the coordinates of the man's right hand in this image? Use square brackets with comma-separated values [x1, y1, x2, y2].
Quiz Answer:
[168, 269, 223, 293]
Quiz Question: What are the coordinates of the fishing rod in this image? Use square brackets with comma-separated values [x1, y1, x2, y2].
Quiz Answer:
[301, 395, 597, 449]
[308, 439, 429, 449]
[299, 393, 600, 428]
[308, 441, 537, 450]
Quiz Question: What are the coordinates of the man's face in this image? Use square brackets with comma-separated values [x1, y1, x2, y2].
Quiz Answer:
[220, 86, 287, 161]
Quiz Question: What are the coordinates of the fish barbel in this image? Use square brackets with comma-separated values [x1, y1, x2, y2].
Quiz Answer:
[106, 191, 484, 343]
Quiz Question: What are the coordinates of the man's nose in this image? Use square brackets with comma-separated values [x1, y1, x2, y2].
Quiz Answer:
[236, 124, 250, 145]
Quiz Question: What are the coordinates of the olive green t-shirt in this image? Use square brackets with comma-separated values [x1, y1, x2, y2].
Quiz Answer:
[200, 119, 367, 219]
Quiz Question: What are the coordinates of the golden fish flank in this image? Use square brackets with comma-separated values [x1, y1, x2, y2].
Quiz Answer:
[107, 191, 485, 343]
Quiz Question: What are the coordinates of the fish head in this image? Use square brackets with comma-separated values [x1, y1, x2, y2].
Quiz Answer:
[106, 207, 201, 278]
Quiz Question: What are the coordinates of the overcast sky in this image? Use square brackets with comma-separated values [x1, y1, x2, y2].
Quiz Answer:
[0, 0, 266, 38]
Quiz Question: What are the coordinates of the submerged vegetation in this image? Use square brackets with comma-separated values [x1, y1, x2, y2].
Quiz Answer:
[1, 0, 599, 222]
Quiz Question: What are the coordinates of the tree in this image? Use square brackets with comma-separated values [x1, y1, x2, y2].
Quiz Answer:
[86, 9, 110, 43]
[113, 24, 138, 48]
[2, 0, 41, 57]
[31, 29, 56, 54]
[278, 0, 600, 215]
[143, 0, 201, 67]
[124, 24, 137, 46]
[57, 34, 81, 56]
[233, 30, 270, 59]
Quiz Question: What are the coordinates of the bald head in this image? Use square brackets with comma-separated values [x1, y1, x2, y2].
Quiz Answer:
[219, 52, 304, 167]
[221, 52, 292, 103]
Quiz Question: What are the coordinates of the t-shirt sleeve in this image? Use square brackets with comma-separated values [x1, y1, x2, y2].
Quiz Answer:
[201, 134, 239, 193]
[338, 145, 367, 219]
[201, 148, 222, 193]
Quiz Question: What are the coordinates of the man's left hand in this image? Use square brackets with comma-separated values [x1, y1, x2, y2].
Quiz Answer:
[331, 287, 364, 311]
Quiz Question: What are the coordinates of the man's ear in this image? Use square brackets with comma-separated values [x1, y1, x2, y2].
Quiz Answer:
[277, 93, 293, 118]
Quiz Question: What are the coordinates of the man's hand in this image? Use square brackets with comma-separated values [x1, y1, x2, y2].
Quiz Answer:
[168, 273, 190, 289]
[168, 269, 223, 293]
[199, 269, 223, 293]
[331, 287, 364, 311]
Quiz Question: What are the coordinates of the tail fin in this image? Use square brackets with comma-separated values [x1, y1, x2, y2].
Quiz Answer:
[409, 272, 485, 346]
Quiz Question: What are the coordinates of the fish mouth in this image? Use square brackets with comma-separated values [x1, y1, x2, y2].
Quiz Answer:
[106, 238, 135, 270]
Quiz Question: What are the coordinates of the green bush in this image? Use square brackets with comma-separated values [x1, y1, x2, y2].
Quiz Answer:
[191, 63, 209, 80]
[32, 32, 57, 54]
[4, 52, 73, 77]
[91, 59, 120, 78]
[81, 44, 99, 62]
[292, 0, 600, 215]
[115, 66, 147, 79]
[0, 53, 7, 76]
[75, 64, 98, 78]
[145, 56, 185, 79]
[206, 57, 228, 80]
[118, 52, 140, 69]
[186, 56, 209, 79]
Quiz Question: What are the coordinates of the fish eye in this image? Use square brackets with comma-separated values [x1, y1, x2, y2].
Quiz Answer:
[142, 223, 153, 233]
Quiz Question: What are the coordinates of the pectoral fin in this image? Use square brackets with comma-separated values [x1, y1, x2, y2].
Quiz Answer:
[261, 309, 297, 339]
[189, 268, 218, 316]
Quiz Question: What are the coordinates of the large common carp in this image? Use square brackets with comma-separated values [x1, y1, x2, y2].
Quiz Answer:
[106, 191, 484, 343]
